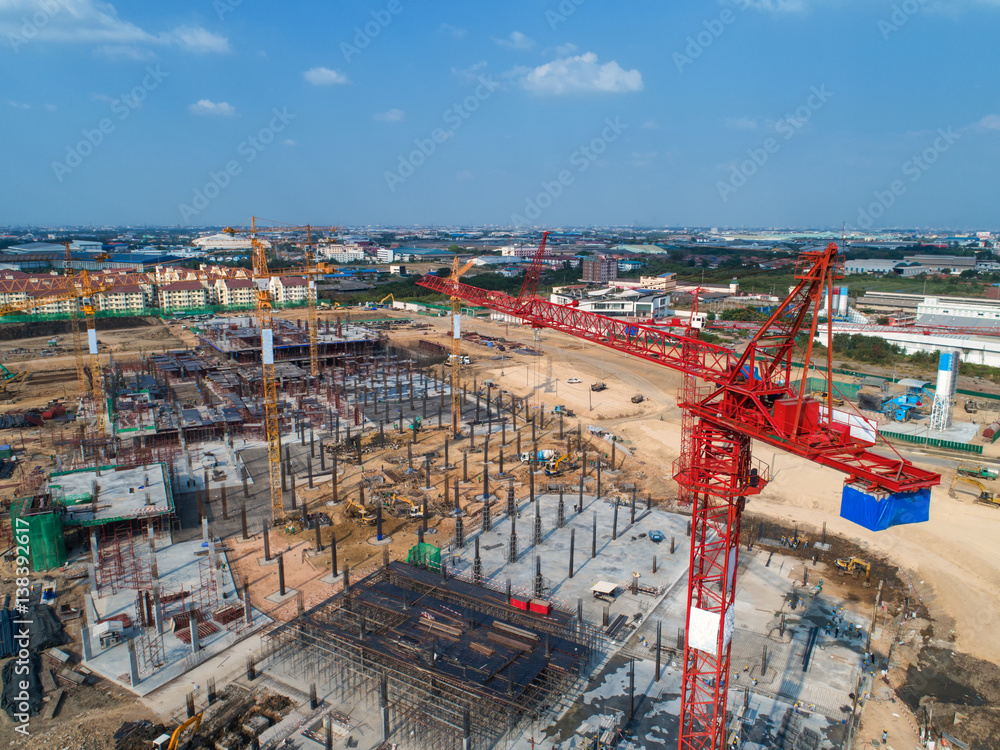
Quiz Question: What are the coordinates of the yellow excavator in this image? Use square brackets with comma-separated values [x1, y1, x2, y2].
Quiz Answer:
[380, 293, 395, 307]
[949, 475, 998, 506]
[154, 711, 202, 750]
[544, 454, 571, 476]
[392, 493, 424, 518]
[346, 497, 377, 525]
[834, 557, 871, 580]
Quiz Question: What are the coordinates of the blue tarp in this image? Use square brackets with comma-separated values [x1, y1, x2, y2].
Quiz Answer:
[840, 485, 930, 531]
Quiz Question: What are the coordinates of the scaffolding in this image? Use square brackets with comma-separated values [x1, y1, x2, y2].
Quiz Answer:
[96, 530, 152, 596]
[261, 562, 604, 750]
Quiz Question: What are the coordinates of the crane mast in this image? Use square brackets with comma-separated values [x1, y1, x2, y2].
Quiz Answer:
[419, 241, 939, 749]
[251, 217, 285, 523]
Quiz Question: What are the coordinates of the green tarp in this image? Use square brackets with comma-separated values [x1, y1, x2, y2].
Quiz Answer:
[406, 542, 441, 572]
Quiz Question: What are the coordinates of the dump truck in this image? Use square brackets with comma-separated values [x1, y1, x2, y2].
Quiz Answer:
[591, 382, 607, 392]
[552, 405, 575, 416]
[957, 463, 998, 481]
[631, 394, 645, 404]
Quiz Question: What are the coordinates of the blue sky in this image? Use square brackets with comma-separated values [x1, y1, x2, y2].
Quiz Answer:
[1, 0, 998, 230]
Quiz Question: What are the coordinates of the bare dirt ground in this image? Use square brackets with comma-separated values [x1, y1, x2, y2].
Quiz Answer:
[400, 310, 1000, 747]
[2, 309, 997, 746]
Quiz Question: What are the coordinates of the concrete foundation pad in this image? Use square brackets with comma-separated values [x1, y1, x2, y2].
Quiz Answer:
[257, 557, 279, 567]
[265, 588, 300, 605]
[367, 535, 394, 546]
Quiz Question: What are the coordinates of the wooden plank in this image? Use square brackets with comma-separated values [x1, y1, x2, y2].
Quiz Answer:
[42, 689, 64, 720]
[40, 668, 57, 694]
[486, 631, 533, 651]
[470, 642, 496, 657]
[492, 621, 539, 642]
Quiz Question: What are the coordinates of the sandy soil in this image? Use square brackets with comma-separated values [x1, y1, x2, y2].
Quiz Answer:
[401, 312, 1000, 669]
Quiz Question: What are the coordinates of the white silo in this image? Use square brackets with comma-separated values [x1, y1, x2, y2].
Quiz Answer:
[929, 348, 960, 432]
[838, 286, 849, 317]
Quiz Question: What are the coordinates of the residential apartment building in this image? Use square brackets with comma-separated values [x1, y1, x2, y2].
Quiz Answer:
[214, 278, 257, 307]
[96, 284, 148, 313]
[270, 275, 309, 305]
[158, 280, 210, 310]
[582, 257, 618, 284]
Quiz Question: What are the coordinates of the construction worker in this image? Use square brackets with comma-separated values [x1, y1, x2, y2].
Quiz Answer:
[882, 728, 888, 744]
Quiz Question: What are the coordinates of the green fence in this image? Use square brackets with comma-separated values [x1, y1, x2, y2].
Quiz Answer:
[791, 361, 1000, 403]
[880, 430, 983, 454]
[0, 300, 310, 323]
[11, 501, 66, 571]
[793, 376, 863, 401]
[406, 542, 442, 572]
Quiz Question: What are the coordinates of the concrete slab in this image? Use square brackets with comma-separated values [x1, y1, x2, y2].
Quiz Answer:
[48, 463, 172, 524]
[84, 537, 270, 697]
[265, 588, 299, 605]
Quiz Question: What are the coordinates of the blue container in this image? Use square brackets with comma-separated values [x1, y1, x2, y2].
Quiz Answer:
[840, 485, 930, 532]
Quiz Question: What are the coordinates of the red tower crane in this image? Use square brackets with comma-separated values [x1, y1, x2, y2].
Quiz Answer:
[418, 241, 940, 749]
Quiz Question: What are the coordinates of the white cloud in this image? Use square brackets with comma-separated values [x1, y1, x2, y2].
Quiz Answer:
[373, 108, 405, 123]
[640, 119, 660, 130]
[7, 101, 31, 109]
[167, 26, 231, 54]
[283, 139, 298, 147]
[95, 44, 156, 61]
[303, 67, 349, 86]
[439, 23, 467, 39]
[451, 60, 488, 82]
[726, 116, 758, 130]
[456, 170, 475, 182]
[494, 31, 534, 51]
[736, 0, 809, 11]
[551, 42, 578, 56]
[0, 0, 229, 53]
[974, 113, 1000, 131]
[44, 103, 57, 111]
[188, 99, 237, 117]
[518, 52, 643, 95]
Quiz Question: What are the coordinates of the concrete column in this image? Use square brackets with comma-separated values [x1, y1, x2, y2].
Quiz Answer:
[262, 520, 270, 561]
[380, 675, 390, 742]
[153, 587, 163, 635]
[128, 640, 140, 687]
[277, 553, 286, 597]
[189, 615, 200, 655]
[592, 512, 597, 559]
[568, 528, 575, 579]
[80, 625, 92, 661]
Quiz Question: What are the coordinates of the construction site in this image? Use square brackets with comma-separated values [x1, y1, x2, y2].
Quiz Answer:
[0, 237, 999, 750]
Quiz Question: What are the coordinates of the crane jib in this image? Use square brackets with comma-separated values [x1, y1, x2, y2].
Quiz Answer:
[416, 271, 940, 496]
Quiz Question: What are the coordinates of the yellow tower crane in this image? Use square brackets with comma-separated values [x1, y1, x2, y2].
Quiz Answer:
[225, 222, 339, 380]
[62, 242, 88, 397]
